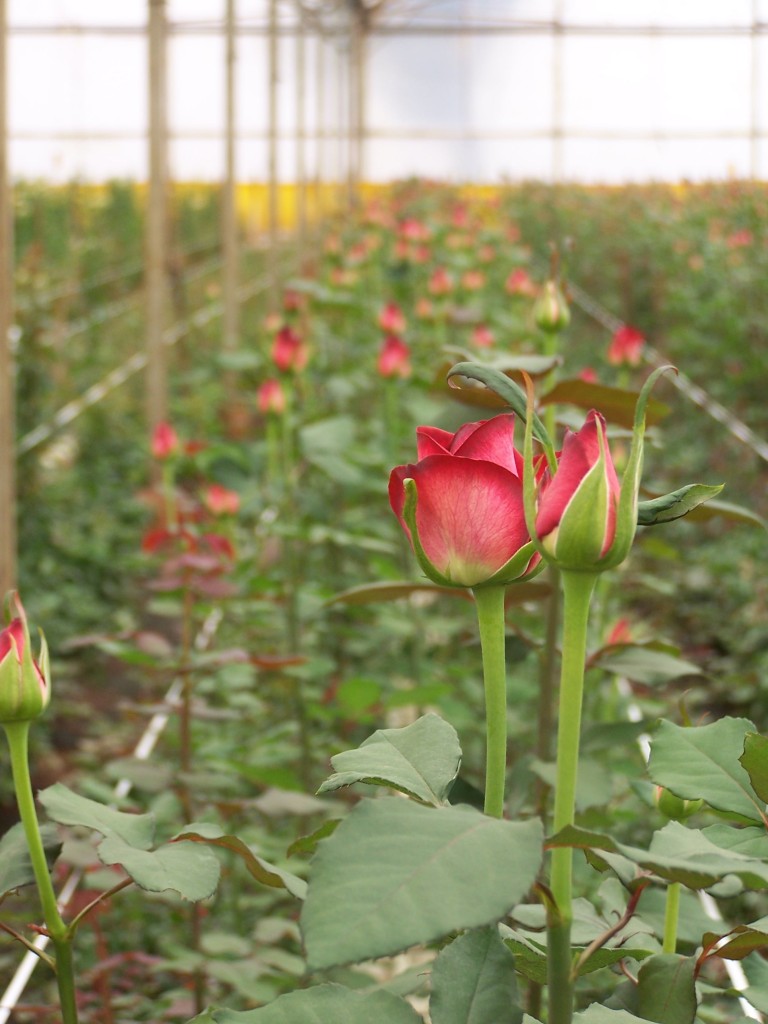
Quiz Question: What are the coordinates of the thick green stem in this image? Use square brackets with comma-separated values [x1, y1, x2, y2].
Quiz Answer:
[662, 882, 681, 954]
[4, 722, 80, 1024]
[472, 585, 508, 819]
[547, 570, 597, 1024]
[536, 566, 561, 822]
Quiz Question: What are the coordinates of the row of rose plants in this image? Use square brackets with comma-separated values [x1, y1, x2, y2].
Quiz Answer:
[2, 183, 767, 1021]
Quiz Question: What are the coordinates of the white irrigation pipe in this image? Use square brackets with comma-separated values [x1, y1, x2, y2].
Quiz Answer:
[0, 608, 223, 1022]
[619, 680, 762, 1021]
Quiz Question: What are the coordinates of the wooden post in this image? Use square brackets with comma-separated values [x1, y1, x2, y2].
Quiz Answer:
[336, 14, 346, 214]
[267, 0, 279, 287]
[146, 0, 169, 435]
[223, 0, 238, 352]
[0, 0, 15, 595]
[295, 3, 307, 243]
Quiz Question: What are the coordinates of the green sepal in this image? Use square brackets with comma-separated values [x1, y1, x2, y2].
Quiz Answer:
[597, 365, 676, 571]
[401, 478, 458, 588]
[447, 361, 556, 464]
[477, 540, 544, 588]
[522, 377, 551, 564]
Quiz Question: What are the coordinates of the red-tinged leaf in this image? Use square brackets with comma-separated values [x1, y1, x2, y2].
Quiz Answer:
[251, 653, 308, 669]
[702, 926, 768, 961]
[187, 578, 239, 599]
[173, 825, 306, 899]
[541, 379, 669, 428]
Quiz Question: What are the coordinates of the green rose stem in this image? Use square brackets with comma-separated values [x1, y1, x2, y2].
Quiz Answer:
[472, 584, 509, 819]
[547, 568, 598, 1024]
[3, 721, 80, 1024]
[662, 881, 681, 954]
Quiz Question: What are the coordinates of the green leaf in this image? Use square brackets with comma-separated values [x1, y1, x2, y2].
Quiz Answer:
[299, 416, 363, 485]
[446, 361, 552, 448]
[39, 782, 156, 849]
[541, 379, 669, 429]
[430, 926, 523, 1024]
[174, 824, 307, 899]
[549, 821, 768, 890]
[97, 836, 220, 901]
[740, 733, 768, 804]
[302, 799, 543, 969]
[648, 718, 763, 822]
[317, 713, 462, 806]
[573, 1007, 652, 1023]
[637, 484, 724, 526]
[0, 822, 61, 899]
[636, 954, 696, 1023]
[701, 823, 768, 858]
[287, 820, 340, 858]
[591, 644, 702, 685]
[203, 983, 424, 1022]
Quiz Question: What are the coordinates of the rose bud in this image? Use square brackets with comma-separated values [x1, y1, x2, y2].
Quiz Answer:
[271, 326, 309, 373]
[0, 594, 50, 725]
[203, 484, 240, 517]
[378, 302, 407, 335]
[534, 280, 570, 334]
[535, 410, 621, 571]
[377, 335, 411, 379]
[389, 415, 540, 588]
[257, 378, 287, 415]
[151, 421, 180, 460]
[608, 325, 645, 367]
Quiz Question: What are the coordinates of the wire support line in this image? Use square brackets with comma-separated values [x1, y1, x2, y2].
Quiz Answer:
[15, 237, 221, 313]
[31, 252, 225, 348]
[17, 266, 279, 456]
[0, 609, 223, 1024]
[566, 278, 768, 464]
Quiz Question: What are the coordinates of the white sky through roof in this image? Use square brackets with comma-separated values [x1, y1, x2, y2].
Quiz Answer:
[6, 0, 768, 182]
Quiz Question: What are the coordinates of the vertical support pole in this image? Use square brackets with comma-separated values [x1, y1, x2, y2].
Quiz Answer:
[295, 2, 307, 243]
[347, 2, 365, 209]
[551, 0, 564, 184]
[223, 0, 238, 353]
[146, 0, 169, 435]
[267, 0, 279, 293]
[750, 0, 760, 180]
[336, 13, 346, 214]
[315, 28, 325, 224]
[0, 0, 15, 595]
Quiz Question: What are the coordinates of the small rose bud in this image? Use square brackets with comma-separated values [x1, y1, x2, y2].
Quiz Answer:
[0, 594, 50, 725]
[655, 785, 704, 822]
[151, 421, 179, 460]
[534, 280, 570, 333]
[204, 484, 240, 517]
[378, 302, 406, 335]
[257, 378, 287, 415]
[377, 335, 411, 379]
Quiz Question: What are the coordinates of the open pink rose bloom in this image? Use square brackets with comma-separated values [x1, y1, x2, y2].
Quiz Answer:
[389, 415, 538, 587]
